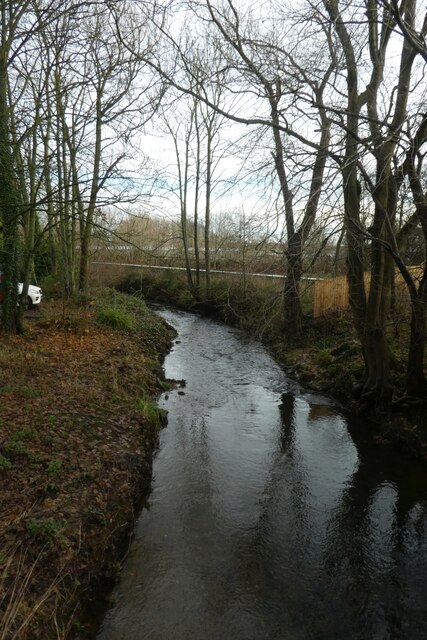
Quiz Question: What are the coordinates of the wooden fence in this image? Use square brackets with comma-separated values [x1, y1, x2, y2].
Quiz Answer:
[313, 275, 348, 317]
[313, 266, 424, 318]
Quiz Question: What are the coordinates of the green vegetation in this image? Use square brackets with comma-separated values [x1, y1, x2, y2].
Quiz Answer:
[46, 459, 62, 476]
[26, 518, 64, 543]
[124, 270, 285, 342]
[97, 307, 135, 331]
[0, 387, 43, 399]
[0, 454, 12, 471]
[136, 395, 168, 431]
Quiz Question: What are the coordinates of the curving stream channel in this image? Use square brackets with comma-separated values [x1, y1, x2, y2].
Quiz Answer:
[97, 308, 427, 640]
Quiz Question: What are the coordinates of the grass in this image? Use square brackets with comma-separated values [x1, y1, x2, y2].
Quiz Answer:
[0, 454, 12, 471]
[0, 386, 43, 398]
[46, 459, 62, 476]
[25, 518, 64, 543]
[0, 548, 64, 640]
[136, 395, 168, 430]
[97, 307, 135, 331]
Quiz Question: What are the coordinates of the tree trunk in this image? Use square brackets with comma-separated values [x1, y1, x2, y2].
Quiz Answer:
[324, 0, 402, 411]
[193, 102, 201, 299]
[401, 117, 427, 398]
[283, 236, 303, 338]
[406, 272, 427, 397]
[204, 121, 213, 300]
[54, 65, 74, 295]
[0, 56, 20, 333]
[79, 87, 103, 293]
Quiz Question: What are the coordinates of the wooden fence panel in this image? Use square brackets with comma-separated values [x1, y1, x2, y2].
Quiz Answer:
[313, 275, 348, 317]
[313, 266, 424, 317]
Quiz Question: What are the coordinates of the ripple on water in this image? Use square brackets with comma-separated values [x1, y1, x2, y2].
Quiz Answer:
[97, 309, 427, 640]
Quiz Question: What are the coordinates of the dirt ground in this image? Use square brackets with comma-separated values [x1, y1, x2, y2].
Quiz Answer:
[0, 293, 173, 639]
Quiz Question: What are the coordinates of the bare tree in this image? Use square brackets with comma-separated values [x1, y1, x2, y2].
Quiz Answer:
[156, 29, 229, 301]
[322, 0, 426, 405]
[140, 0, 335, 337]
[0, 0, 33, 332]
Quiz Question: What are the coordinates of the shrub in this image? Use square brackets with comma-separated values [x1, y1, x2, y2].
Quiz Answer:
[97, 307, 135, 331]
[316, 348, 333, 366]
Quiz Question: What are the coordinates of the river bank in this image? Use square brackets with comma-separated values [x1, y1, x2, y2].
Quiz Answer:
[273, 314, 427, 462]
[0, 290, 174, 639]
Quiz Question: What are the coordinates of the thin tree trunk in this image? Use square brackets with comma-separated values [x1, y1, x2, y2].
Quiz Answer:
[406, 283, 427, 397]
[193, 104, 201, 299]
[79, 90, 103, 292]
[0, 52, 20, 332]
[204, 120, 213, 300]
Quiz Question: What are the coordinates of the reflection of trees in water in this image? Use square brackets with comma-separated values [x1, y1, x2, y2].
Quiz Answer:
[224, 392, 427, 639]
[320, 429, 427, 639]
[142, 314, 427, 640]
[217, 392, 319, 637]
[170, 388, 311, 636]
[278, 391, 298, 453]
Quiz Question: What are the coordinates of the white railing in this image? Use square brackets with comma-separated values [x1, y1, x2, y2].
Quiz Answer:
[91, 261, 321, 281]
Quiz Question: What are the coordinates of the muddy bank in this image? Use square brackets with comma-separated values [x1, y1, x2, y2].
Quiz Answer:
[0, 290, 174, 639]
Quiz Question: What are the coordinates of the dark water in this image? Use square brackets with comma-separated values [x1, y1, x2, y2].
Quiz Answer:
[97, 309, 427, 640]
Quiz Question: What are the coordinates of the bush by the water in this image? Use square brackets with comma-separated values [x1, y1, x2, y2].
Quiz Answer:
[97, 307, 135, 331]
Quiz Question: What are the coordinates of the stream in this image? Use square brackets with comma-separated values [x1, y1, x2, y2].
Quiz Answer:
[97, 308, 427, 640]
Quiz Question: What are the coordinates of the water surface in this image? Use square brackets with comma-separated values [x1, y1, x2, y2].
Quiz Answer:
[97, 309, 427, 640]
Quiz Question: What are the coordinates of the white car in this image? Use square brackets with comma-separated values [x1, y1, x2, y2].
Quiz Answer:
[0, 270, 42, 307]
[19, 283, 43, 307]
